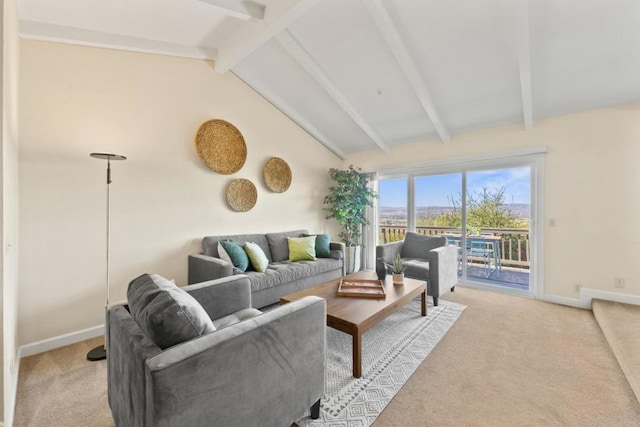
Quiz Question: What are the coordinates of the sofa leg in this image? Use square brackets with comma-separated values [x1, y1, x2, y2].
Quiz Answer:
[451, 286, 455, 292]
[310, 399, 321, 419]
[433, 296, 439, 306]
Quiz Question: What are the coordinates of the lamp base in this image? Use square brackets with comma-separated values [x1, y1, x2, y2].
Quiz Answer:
[87, 344, 106, 361]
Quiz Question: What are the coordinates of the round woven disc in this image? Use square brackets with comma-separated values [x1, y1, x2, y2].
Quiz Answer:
[263, 157, 292, 193]
[195, 119, 247, 175]
[226, 179, 257, 212]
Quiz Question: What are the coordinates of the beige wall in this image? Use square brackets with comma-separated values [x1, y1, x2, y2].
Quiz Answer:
[3, 0, 20, 423]
[18, 39, 341, 345]
[346, 104, 640, 300]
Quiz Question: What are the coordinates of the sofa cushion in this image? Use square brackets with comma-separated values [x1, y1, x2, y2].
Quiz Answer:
[288, 236, 317, 261]
[244, 242, 269, 272]
[220, 240, 249, 272]
[244, 258, 343, 292]
[304, 233, 331, 258]
[127, 274, 216, 350]
[265, 230, 308, 262]
[401, 233, 447, 259]
[402, 258, 430, 281]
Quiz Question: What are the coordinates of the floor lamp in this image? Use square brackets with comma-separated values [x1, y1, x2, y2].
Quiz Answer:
[87, 152, 127, 362]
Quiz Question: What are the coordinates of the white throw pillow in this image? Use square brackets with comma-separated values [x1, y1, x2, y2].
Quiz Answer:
[217, 242, 233, 264]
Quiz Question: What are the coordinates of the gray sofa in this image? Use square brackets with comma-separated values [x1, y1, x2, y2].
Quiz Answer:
[107, 273, 326, 427]
[188, 229, 345, 308]
[376, 232, 458, 306]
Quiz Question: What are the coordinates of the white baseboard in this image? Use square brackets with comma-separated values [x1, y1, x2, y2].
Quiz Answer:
[19, 324, 104, 358]
[541, 289, 640, 310]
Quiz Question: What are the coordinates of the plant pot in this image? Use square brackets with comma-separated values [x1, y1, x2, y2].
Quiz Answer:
[393, 272, 404, 285]
[345, 245, 361, 274]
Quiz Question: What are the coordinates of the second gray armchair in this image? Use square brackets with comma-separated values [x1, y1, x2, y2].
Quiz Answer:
[377, 232, 458, 306]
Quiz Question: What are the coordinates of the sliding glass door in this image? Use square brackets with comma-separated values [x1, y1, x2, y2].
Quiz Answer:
[377, 158, 539, 296]
[464, 167, 531, 291]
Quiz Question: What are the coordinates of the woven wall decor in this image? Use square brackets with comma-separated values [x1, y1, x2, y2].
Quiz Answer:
[226, 179, 257, 212]
[195, 119, 247, 175]
[263, 157, 292, 193]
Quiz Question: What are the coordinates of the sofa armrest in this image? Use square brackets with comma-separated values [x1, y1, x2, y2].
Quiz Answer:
[183, 275, 252, 320]
[330, 241, 346, 275]
[428, 245, 458, 296]
[329, 241, 345, 259]
[188, 253, 233, 285]
[145, 296, 326, 427]
[376, 241, 403, 263]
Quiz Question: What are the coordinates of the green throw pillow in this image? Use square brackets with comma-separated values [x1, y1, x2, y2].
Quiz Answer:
[288, 236, 317, 262]
[304, 233, 331, 258]
[244, 242, 269, 272]
[219, 240, 249, 272]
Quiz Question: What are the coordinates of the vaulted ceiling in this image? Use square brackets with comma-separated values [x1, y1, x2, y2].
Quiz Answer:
[19, 0, 640, 159]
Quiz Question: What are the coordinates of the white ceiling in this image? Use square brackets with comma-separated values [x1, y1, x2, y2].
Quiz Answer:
[18, 0, 640, 159]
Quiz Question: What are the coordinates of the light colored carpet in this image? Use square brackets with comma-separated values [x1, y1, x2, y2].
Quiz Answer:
[14, 287, 640, 426]
[372, 288, 640, 426]
[592, 299, 640, 405]
[296, 298, 465, 426]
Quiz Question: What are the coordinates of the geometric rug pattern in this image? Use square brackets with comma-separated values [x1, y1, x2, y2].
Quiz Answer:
[296, 297, 466, 427]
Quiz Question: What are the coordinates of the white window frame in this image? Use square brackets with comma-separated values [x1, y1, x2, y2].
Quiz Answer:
[374, 147, 545, 299]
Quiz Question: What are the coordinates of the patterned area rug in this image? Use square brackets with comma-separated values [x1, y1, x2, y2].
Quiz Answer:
[296, 297, 466, 427]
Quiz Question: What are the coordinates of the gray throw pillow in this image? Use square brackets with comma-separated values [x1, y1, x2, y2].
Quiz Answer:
[127, 273, 216, 350]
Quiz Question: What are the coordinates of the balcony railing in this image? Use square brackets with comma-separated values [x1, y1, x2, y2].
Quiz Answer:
[379, 225, 530, 269]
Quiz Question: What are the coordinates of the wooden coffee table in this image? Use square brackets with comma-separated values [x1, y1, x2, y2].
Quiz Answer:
[280, 270, 427, 378]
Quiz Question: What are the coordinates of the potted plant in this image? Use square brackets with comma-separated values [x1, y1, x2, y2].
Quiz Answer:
[390, 253, 405, 284]
[323, 165, 378, 274]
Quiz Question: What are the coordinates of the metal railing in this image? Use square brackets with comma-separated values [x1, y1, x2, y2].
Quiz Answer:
[379, 225, 530, 269]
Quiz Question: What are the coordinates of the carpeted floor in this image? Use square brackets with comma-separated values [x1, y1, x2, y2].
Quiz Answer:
[372, 288, 640, 426]
[14, 287, 640, 426]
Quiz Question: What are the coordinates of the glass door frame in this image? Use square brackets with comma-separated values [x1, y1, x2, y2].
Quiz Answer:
[376, 152, 544, 299]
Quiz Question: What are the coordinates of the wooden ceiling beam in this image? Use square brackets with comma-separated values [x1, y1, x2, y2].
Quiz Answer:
[515, 0, 534, 129]
[276, 30, 390, 152]
[364, 0, 450, 143]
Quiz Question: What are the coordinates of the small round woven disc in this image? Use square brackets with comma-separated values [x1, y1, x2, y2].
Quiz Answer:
[226, 179, 257, 212]
[263, 157, 292, 193]
[195, 119, 247, 175]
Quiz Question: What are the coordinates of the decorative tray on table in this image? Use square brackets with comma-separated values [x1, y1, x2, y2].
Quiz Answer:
[337, 278, 386, 299]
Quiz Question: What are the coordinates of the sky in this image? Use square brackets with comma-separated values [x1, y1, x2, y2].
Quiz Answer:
[379, 167, 531, 207]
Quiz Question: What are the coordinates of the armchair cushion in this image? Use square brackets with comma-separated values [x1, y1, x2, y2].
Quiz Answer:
[213, 308, 262, 330]
[401, 232, 447, 259]
[127, 274, 215, 350]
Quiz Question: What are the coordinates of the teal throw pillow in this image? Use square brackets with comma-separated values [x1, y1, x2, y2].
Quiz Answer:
[304, 233, 331, 258]
[244, 242, 269, 272]
[219, 240, 249, 272]
[288, 236, 317, 262]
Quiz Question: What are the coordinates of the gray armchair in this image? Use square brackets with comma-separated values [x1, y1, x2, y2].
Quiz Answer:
[376, 232, 458, 306]
[107, 273, 326, 427]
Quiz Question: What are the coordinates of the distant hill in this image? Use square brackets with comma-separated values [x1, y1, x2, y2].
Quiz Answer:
[379, 203, 530, 220]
